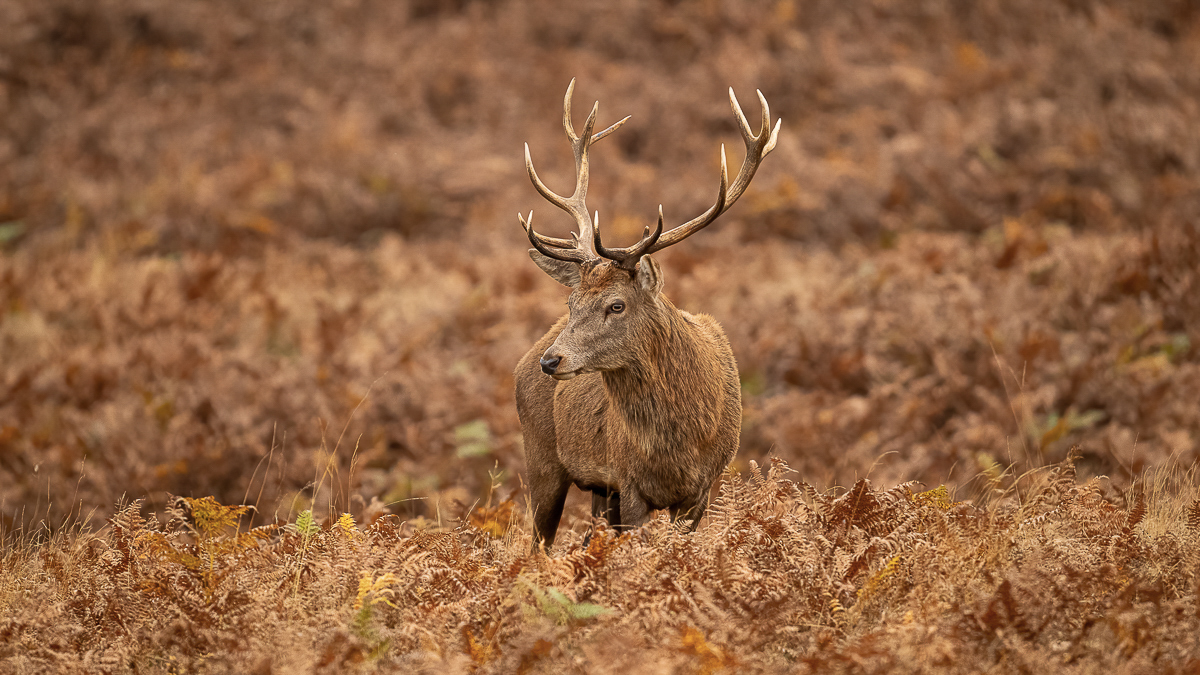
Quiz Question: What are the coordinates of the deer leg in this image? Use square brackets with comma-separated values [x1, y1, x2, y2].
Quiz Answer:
[670, 497, 708, 533]
[530, 473, 570, 553]
[669, 487, 711, 531]
[591, 490, 621, 524]
[617, 489, 650, 532]
[582, 490, 622, 548]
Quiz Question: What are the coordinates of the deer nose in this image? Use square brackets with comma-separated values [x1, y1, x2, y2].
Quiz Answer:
[539, 355, 561, 376]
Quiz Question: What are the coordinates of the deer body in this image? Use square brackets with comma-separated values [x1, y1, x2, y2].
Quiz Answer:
[514, 81, 779, 550]
[516, 289, 741, 544]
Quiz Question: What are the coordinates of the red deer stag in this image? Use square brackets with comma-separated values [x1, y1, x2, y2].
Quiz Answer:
[514, 80, 780, 551]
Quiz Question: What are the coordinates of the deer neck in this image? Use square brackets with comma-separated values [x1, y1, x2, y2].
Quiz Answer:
[600, 301, 721, 450]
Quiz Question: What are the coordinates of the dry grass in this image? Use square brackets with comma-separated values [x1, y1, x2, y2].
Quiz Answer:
[2, 456, 1198, 673]
[2, 0, 1200, 671]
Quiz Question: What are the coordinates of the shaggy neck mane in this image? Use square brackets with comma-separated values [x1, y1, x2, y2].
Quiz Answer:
[600, 298, 719, 444]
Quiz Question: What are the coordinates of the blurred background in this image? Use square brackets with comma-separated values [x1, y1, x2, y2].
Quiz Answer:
[1, 0, 1198, 533]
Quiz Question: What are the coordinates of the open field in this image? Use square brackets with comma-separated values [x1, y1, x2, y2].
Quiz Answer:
[2, 0, 1200, 671]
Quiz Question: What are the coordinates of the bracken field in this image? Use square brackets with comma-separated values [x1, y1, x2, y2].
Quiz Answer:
[2, 0, 1200, 672]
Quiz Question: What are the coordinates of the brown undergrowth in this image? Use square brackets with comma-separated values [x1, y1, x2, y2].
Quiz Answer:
[3, 0, 1200, 670]
[2, 453, 1198, 673]
[3, 0, 1200, 530]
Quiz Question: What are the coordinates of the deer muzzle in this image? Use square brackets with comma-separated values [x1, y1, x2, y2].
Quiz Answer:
[539, 355, 562, 376]
[539, 353, 581, 380]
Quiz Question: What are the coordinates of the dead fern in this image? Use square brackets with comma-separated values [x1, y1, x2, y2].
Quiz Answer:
[4, 463, 1200, 672]
[827, 479, 884, 536]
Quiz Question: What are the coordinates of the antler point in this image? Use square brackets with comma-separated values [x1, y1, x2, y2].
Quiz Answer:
[757, 90, 771, 132]
[765, 119, 782, 154]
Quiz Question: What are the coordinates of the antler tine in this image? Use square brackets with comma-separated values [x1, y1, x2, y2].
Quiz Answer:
[720, 87, 780, 207]
[634, 87, 780, 257]
[519, 210, 575, 249]
[524, 144, 580, 224]
[563, 78, 631, 143]
[593, 115, 632, 143]
[520, 211, 592, 263]
[563, 79, 578, 142]
[757, 89, 782, 154]
[522, 80, 632, 263]
[594, 206, 664, 269]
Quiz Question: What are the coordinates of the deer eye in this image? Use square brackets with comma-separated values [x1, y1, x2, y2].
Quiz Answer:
[608, 301, 625, 314]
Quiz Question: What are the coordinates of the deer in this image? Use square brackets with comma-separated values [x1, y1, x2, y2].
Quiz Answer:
[513, 80, 780, 552]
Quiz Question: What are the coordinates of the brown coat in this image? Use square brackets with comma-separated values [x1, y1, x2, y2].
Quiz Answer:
[515, 257, 740, 549]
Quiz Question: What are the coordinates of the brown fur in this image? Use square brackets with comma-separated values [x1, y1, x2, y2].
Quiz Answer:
[515, 257, 740, 551]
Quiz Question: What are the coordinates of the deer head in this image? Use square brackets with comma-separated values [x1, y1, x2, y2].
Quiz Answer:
[521, 80, 780, 380]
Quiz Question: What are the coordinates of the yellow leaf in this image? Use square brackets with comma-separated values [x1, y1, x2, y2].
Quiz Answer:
[913, 485, 953, 510]
[337, 513, 358, 538]
[680, 626, 726, 675]
[469, 498, 515, 538]
[857, 555, 902, 603]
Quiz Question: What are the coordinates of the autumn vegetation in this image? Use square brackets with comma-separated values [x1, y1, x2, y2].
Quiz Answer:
[2, 0, 1199, 672]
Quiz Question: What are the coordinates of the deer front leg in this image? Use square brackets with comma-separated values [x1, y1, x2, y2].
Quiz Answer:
[669, 495, 708, 532]
[530, 470, 571, 553]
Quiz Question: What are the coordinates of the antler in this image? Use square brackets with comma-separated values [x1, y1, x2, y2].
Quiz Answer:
[521, 79, 630, 264]
[596, 88, 781, 269]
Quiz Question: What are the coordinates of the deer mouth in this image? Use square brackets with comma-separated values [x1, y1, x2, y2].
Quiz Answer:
[552, 369, 581, 381]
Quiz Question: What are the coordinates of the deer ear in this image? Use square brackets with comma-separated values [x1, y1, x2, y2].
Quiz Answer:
[529, 249, 581, 287]
[636, 255, 663, 296]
